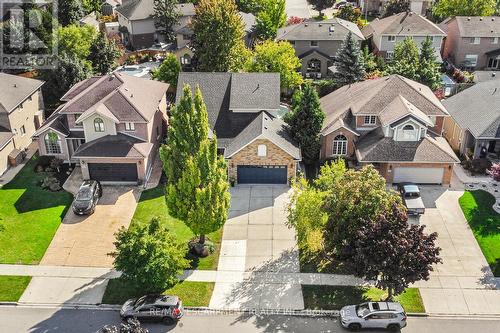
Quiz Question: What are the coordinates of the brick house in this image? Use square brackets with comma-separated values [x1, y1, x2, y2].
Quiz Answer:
[177, 73, 301, 185]
[320, 75, 459, 184]
[440, 16, 500, 70]
[33, 73, 170, 184]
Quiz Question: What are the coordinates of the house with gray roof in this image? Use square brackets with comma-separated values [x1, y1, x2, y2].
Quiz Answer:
[442, 79, 500, 159]
[441, 16, 500, 70]
[0, 73, 45, 176]
[320, 74, 459, 184]
[276, 18, 364, 79]
[33, 73, 170, 184]
[362, 11, 446, 61]
[177, 72, 300, 185]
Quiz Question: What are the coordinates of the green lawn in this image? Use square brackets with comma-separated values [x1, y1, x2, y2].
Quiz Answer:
[102, 278, 214, 307]
[0, 276, 32, 302]
[0, 155, 73, 264]
[459, 190, 500, 277]
[302, 286, 425, 313]
[131, 186, 222, 270]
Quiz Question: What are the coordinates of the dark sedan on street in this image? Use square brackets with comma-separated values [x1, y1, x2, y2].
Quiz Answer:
[72, 180, 102, 215]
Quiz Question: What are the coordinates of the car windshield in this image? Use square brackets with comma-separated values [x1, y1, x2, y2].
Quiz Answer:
[356, 303, 370, 317]
[75, 187, 92, 201]
[404, 191, 420, 199]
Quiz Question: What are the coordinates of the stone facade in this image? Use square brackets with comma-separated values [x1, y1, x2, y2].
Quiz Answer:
[227, 139, 297, 184]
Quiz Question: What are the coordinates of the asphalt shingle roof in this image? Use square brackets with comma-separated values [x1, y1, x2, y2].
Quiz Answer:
[0, 73, 44, 114]
[277, 18, 364, 41]
[0, 130, 13, 150]
[73, 133, 153, 158]
[229, 73, 280, 110]
[442, 79, 500, 139]
[362, 12, 445, 38]
[116, 0, 194, 20]
[452, 16, 500, 38]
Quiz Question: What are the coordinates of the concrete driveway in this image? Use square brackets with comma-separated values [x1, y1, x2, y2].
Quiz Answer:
[40, 169, 140, 267]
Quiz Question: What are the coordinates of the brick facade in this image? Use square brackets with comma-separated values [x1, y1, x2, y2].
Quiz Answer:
[227, 139, 297, 184]
[374, 162, 454, 184]
[320, 128, 357, 159]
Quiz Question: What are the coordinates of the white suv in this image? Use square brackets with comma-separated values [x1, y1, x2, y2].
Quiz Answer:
[340, 302, 407, 331]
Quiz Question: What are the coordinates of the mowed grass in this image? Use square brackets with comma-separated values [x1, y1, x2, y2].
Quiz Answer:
[102, 278, 214, 307]
[302, 286, 425, 313]
[459, 190, 500, 276]
[0, 155, 73, 264]
[0, 276, 32, 301]
[130, 185, 222, 270]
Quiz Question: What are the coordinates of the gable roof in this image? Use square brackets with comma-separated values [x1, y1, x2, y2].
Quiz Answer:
[116, 0, 194, 20]
[277, 17, 364, 41]
[0, 73, 44, 114]
[379, 95, 434, 127]
[73, 133, 153, 158]
[362, 12, 445, 38]
[229, 73, 280, 110]
[448, 16, 500, 38]
[442, 78, 500, 139]
[320, 75, 448, 134]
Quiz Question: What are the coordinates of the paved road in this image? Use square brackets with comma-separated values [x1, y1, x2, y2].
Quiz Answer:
[2, 307, 500, 333]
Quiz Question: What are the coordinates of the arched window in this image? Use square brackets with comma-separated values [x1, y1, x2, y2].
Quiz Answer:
[257, 144, 267, 157]
[44, 132, 62, 154]
[403, 124, 414, 131]
[94, 118, 105, 132]
[400, 124, 417, 141]
[332, 135, 348, 156]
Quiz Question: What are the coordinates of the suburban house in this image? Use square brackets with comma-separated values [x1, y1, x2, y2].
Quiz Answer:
[33, 73, 170, 184]
[440, 16, 500, 70]
[102, 0, 122, 16]
[276, 18, 364, 78]
[0, 74, 45, 175]
[116, 0, 195, 49]
[177, 72, 301, 185]
[442, 78, 500, 159]
[359, 0, 433, 16]
[319, 74, 459, 184]
[362, 11, 446, 61]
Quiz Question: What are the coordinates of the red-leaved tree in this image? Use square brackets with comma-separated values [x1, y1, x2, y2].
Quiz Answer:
[488, 163, 500, 181]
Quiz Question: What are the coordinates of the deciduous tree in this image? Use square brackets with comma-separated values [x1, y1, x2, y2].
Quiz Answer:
[255, 0, 286, 40]
[151, 53, 181, 86]
[432, 0, 496, 19]
[307, 0, 335, 17]
[383, 0, 410, 17]
[386, 37, 420, 80]
[488, 163, 500, 181]
[58, 0, 85, 26]
[153, 0, 180, 42]
[83, 0, 101, 14]
[333, 31, 365, 86]
[58, 24, 98, 61]
[88, 31, 122, 75]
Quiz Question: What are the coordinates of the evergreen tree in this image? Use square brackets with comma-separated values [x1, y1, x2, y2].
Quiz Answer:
[88, 31, 122, 75]
[285, 83, 325, 164]
[418, 36, 441, 91]
[361, 46, 377, 73]
[153, 0, 180, 42]
[58, 0, 85, 26]
[386, 37, 420, 81]
[192, 0, 250, 72]
[255, 0, 286, 40]
[307, 0, 335, 17]
[333, 32, 365, 86]
[151, 53, 181, 86]
[383, 0, 410, 17]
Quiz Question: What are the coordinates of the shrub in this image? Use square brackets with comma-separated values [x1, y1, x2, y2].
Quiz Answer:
[50, 158, 63, 173]
[126, 55, 138, 65]
[470, 158, 492, 175]
[287, 16, 305, 25]
[41, 176, 62, 191]
[488, 163, 500, 181]
[34, 155, 54, 171]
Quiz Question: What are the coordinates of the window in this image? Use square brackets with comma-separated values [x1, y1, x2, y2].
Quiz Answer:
[332, 135, 347, 156]
[492, 37, 499, 44]
[44, 132, 62, 154]
[94, 118, 105, 132]
[470, 37, 480, 44]
[464, 54, 478, 67]
[364, 115, 377, 125]
[386, 51, 394, 60]
[125, 122, 135, 131]
[74, 113, 82, 127]
[289, 40, 295, 45]
[488, 57, 499, 69]
[400, 124, 417, 141]
[310, 41, 318, 47]
[388, 35, 396, 42]
[20, 125, 26, 136]
[257, 144, 267, 157]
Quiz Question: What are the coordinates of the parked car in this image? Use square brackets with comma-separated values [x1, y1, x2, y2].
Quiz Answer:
[397, 183, 425, 216]
[340, 301, 407, 331]
[120, 294, 184, 325]
[72, 180, 102, 215]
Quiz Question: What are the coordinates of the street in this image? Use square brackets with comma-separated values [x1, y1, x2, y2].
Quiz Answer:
[1, 307, 500, 333]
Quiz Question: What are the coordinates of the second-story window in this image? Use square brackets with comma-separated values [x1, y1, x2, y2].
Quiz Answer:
[125, 122, 135, 131]
[74, 113, 82, 127]
[364, 115, 377, 125]
[470, 37, 481, 44]
[310, 41, 318, 47]
[388, 35, 396, 42]
[94, 118, 105, 132]
[492, 37, 499, 44]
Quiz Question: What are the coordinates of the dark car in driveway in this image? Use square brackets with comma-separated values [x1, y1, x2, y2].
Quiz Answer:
[120, 294, 184, 325]
[72, 180, 102, 215]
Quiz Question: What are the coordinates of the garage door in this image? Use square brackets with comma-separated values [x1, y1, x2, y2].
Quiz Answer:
[88, 163, 138, 182]
[393, 167, 444, 184]
[237, 165, 287, 184]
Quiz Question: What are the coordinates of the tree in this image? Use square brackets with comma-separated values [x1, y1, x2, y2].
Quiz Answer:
[361, 46, 377, 73]
[335, 5, 362, 23]
[348, 203, 441, 299]
[236, 0, 266, 14]
[58, 24, 98, 61]
[255, 0, 286, 40]
[333, 32, 365, 86]
[246, 40, 302, 89]
[192, 0, 250, 72]
[163, 86, 230, 246]
[383, 0, 410, 17]
[284, 83, 325, 164]
[432, 0, 496, 19]
[418, 37, 441, 91]
[386, 37, 420, 81]
[488, 163, 500, 181]
[58, 0, 85, 26]
[83, 0, 101, 14]
[88, 31, 122, 75]
[153, 0, 181, 42]
[307, 0, 335, 17]
[151, 53, 181, 86]
[110, 217, 190, 293]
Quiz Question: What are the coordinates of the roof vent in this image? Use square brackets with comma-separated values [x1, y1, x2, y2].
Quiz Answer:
[13, 83, 17, 88]
[329, 26, 335, 32]
[319, 23, 322, 27]
[467, 17, 471, 21]
[493, 88, 498, 95]
[480, 17, 483, 21]
[130, 94, 133, 98]
[492, 18, 495, 21]
[304, 23, 308, 27]
[492, 72, 497, 77]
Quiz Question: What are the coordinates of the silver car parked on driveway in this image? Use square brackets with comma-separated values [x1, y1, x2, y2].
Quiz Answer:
[340, 302, 407, 331]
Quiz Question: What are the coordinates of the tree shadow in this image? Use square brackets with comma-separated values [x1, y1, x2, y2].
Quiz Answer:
[462, 190, 499, 238]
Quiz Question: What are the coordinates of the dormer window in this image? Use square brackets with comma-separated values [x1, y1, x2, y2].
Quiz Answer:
[94, 118, 105, 132]
[364, 115, 377, 125]
[310, 41, 318, 47]
[400, 124, 417, 141]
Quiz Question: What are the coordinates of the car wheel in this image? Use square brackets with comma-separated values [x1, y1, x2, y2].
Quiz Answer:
[387, 324, 400, 332]
[162, 317, 175, 325]
[348, 323, 361, 331]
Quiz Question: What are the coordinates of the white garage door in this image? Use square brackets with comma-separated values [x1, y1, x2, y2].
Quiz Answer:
[393, 167, 445, 184]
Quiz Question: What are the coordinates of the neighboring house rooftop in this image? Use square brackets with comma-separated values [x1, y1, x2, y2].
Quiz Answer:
[79, 12, 99, 27]
[0, 130, 14, 150]
[116, 0, 194, 20]
[0, 73, 44, 114]
[362, 11, 445, 38]
[446, 16, 500, 38]
[277, 17, 364, 41]
[442, 78, 500, 139]
[240, 12, 256, 33]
